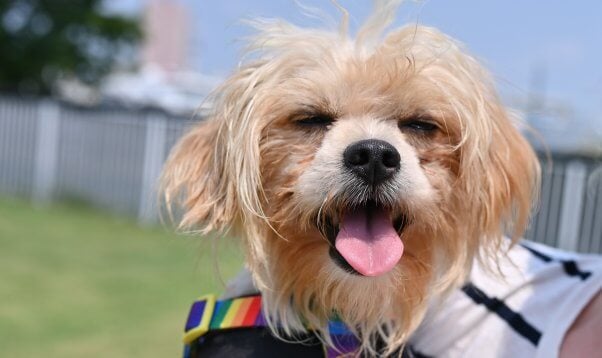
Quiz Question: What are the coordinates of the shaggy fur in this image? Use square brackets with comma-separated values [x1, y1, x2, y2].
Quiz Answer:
[161, 1, 540, 355]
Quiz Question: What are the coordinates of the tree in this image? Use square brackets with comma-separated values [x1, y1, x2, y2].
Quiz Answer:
[0, 0, 141, 95]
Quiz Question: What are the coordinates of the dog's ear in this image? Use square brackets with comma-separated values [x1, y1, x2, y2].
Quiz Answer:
[161, 118, 238, 233]
[461, 98, 541, 249]
[161, 66, 268, 237]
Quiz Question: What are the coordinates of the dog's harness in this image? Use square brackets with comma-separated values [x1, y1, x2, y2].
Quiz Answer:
[182, 294, 360, 358]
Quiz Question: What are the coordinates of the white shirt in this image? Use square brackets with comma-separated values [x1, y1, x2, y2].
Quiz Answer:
[409, 241, 602, 358]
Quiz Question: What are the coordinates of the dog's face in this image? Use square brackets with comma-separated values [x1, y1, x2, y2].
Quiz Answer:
[162, 9, 539, 354]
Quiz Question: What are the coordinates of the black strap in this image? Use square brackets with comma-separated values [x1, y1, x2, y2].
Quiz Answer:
[521, 243, 592, 281]
[462, 283, 541, 346]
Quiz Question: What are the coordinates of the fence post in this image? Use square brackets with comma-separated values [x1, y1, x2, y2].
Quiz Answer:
[32, 100, 60, 205]
[557, 161, 587, 251]
[138, 112, 167, 224]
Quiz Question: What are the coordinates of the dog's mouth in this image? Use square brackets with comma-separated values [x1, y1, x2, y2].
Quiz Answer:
[318, 201, 409, 277]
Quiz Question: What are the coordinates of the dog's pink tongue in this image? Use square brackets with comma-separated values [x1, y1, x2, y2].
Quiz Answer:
[335, 207, 403, 276]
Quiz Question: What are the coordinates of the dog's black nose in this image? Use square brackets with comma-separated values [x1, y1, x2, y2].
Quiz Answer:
[343, 139, 401, 185]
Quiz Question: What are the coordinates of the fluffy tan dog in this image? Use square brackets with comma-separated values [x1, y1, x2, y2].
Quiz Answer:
[162, 1, 540, 355]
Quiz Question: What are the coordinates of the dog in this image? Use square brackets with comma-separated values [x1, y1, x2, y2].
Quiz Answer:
[161, 1, 601, 356]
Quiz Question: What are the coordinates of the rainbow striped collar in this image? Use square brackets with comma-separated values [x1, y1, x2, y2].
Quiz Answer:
[182, 294, 359, 358]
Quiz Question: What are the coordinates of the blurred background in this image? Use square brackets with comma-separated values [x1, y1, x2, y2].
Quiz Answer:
[0, 0, 600, 357]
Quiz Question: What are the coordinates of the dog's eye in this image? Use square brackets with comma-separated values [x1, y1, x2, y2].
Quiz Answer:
[399, 119, 438, 133]
[296, 114, 335, 127]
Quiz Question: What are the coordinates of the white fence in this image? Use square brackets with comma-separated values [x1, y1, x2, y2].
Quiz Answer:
[525, 156, 602, 253]
[1, 96, 601, 253]
[0, 96, 194, 224]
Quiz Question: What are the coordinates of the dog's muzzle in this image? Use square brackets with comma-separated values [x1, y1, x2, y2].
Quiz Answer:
[314, 139, 408, 277]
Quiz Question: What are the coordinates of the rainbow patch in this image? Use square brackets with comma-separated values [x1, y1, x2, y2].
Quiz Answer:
[209, 296, 265, 329]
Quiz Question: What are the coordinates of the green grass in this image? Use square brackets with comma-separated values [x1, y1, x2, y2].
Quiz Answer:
[0, 197, 243, 357]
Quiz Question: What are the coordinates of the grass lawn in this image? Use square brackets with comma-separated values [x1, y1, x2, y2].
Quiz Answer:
[0, 197, 243, 357]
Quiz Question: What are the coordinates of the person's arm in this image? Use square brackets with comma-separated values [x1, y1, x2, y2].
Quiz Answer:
[560, 291, 602, 357]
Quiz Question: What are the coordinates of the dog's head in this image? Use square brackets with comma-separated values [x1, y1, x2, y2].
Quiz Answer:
[162, 2, 539, 354]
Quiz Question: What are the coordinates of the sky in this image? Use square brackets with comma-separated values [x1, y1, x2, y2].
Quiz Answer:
[107, 0, 602, 151]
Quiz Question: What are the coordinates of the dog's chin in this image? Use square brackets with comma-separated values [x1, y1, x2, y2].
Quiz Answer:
[317, 200, 410, 277]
